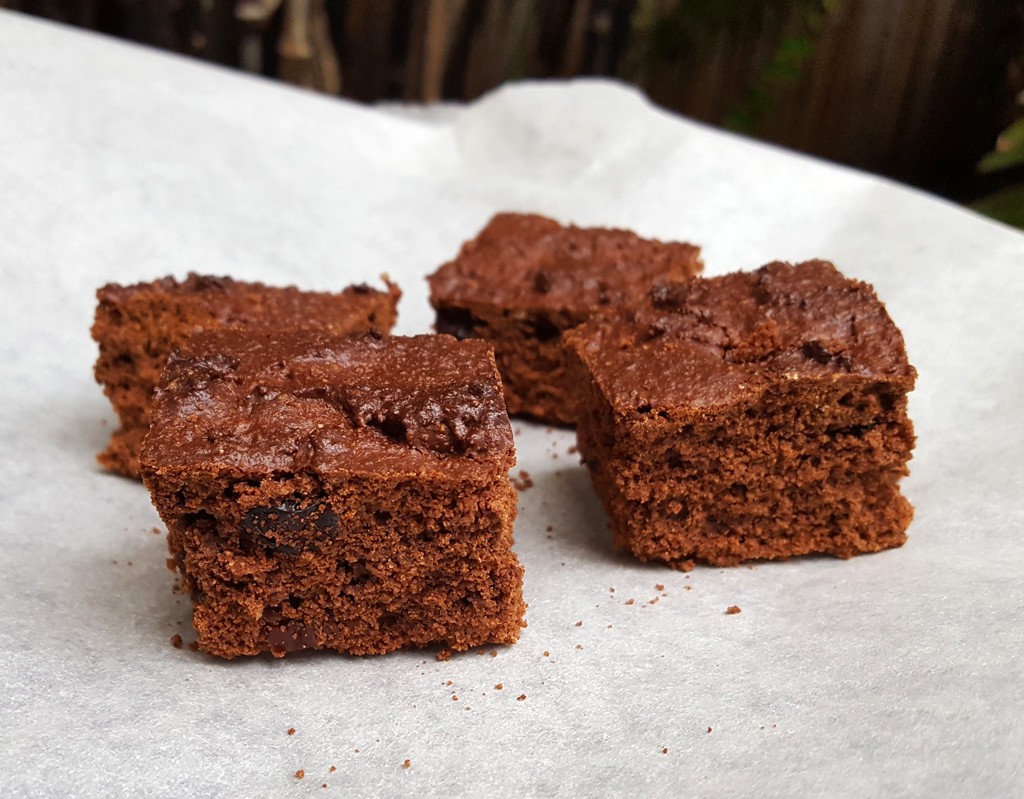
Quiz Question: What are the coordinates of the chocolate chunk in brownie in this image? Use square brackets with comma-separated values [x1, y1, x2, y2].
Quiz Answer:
[427, 213, 703, 426]
[565, 260, 917, 570]
[92, 273, 400, 479]
[139, 330, 524, 659]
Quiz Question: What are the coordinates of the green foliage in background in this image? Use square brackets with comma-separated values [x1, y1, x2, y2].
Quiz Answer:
[629, 0, 836, 135]
[972, 94, 1024, 230]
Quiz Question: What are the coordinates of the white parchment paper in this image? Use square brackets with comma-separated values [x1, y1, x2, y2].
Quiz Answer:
[1, 11, 1022, 798]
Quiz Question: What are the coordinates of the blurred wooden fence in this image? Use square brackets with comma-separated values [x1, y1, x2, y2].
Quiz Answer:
[3, 0, 1022, 199]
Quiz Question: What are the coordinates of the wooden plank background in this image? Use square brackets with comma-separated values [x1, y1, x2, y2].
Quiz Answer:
[3, 0, 1021, 201]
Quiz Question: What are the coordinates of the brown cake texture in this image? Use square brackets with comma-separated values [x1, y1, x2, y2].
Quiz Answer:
[427, 212, 703, 426]
[92, 273, 400, 479]
[139, 329, 525, 659]
[564, 260, 917, 570]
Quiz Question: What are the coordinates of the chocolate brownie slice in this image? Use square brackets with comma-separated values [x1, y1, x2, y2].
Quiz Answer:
[565, 260, 916, 570]
[427, 213, 703, 426]
[92, 273, 400, 479]
[139, 330, 525, 659]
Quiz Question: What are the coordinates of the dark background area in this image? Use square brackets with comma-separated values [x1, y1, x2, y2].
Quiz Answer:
[5, 0, 1024, 211]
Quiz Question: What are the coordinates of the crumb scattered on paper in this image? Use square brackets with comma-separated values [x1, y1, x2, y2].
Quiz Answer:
[512, 470, 534, 490]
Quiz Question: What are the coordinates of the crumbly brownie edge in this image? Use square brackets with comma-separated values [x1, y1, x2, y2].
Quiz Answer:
[434, 302, 588, 426]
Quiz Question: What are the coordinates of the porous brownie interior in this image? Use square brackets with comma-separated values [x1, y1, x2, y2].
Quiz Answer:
[428, 213, 703, 425]
[435, 304, 589, 424]
[92, 273, 400, 478]
[158, 473, 521, 658]
[141, 330, 525, 658]
[567, 260, 917, 569]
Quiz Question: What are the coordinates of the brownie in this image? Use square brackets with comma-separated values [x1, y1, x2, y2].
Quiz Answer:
[139, 329, 525, 659]
[564, 260, 917, 570]
[427, 213, 703, 426]
[92, 273, 400, 479]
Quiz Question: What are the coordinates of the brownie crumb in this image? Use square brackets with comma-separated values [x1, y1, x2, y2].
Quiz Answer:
[170, 634, 183, 649]
[322, 784, 327, 789]
[662, 747, 669, 754]
[329, 766, 336, 772]
[648, 597, 659, 605]
[187, 641, 199, 652]
[446, 680, 453, 686]
[574, 620, 583, 627]
[655, 584, 665, 591]
[546, 525, 553, 533]
[151, 527, 161, 535]
[511, 470, 534, 491]
[568, 445, 578, 455]
[452, 695, 459, 701]
[436, 649, 452, 662]
[296, 770, 305, 780]
[490, 650, 497, 657]
[287, 728, 295, 736]
[575, 644, 583, 650]
[707, 727, 713, 734]
[684, 585, 692, 591]
[517, 694, 527, 701]
[726, 605, 742, 615]
[625, 599, 635, 606]
[495, 683, 503, 690]
[543, 651, 550, 657]
[403, 759, 411, 769]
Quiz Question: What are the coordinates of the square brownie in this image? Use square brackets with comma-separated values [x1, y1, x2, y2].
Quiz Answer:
[139, 329, 525, 658]
[564, 260, 917, 570]
[427, 213, 703, 426]
[92, 273, 400, 479]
